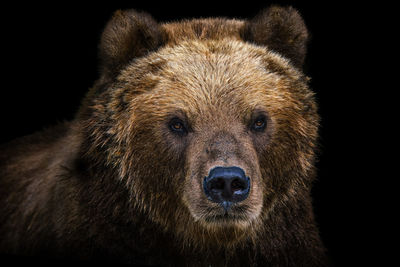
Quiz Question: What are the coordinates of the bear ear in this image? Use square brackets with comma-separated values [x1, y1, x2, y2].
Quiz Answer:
[98, 10, 165, 81]
[242, 5, 309, 69]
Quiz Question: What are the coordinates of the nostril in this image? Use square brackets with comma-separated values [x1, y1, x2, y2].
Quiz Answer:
[231, 178, 246, 191]
[210, 178, 225, 191]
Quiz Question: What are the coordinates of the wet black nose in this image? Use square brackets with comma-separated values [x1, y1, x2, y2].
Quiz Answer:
[203, 167, 250, 205]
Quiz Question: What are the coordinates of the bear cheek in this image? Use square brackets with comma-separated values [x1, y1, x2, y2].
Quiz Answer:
[181, 171, 209, 221]
[179, 142, 213, 221]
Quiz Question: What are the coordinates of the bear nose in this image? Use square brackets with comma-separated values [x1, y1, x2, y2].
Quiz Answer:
[203, 167, 250, 207]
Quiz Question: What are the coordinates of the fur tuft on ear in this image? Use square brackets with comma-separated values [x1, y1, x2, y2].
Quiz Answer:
[99, 10, 165, 81]
[242, 6, 309, 69]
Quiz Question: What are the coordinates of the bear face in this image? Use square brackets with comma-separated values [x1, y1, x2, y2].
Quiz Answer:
[80, 10, 318, 249]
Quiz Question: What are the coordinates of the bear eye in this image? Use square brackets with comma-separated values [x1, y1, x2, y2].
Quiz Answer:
[251, 116, 267, 132]
[169, 118, 188, 136]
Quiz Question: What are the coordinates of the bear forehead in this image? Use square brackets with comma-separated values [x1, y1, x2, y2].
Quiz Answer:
[159, 42, 284, 107]
[121, 39, 301, 113]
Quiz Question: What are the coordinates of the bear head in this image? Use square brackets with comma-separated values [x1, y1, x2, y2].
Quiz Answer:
[78, 6, 318, 249]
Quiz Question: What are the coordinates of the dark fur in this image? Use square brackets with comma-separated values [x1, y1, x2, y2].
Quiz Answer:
[99, 10, 166, 82]
[242, 5, 309, 68]
[0, 6, 330, 266]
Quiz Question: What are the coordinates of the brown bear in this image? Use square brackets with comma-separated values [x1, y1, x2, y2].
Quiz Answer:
[0, 6, 330, 266]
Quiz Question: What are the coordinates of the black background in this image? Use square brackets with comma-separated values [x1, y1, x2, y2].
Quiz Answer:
[0, 1, 383, 266]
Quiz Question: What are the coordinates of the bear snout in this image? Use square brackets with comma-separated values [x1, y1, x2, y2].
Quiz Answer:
[203, 166, 250, 210]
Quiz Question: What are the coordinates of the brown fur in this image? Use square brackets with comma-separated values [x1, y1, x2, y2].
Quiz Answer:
[0, 6, 329, 266]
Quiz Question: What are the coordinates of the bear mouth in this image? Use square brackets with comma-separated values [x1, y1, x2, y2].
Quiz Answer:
[204, 213, 247, 223]
[202, 202, 251, 224]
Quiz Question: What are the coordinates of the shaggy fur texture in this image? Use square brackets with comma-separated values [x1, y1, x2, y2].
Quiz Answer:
[0, 6, 330, 266]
